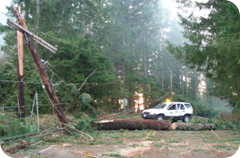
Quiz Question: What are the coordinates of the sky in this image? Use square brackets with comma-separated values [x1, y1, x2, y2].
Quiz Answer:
[0, 0, 12, 57]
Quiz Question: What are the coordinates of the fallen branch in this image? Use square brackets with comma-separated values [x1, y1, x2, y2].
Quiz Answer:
[66, 124, 94, 141]
[143, 92, 171, 108]
[211, 129, 231, 147]
[53, 121, 94, 141]
[98, 108, 135, 121]
[0, 128, 63, 145]
[24, 145, 55, 158]
[65, 68, 98, 113]
[195, 120, 208, 131]
[3, 142, 31, 154]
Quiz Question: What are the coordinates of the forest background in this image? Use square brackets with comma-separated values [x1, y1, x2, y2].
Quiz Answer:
[0, 0, 239, 119]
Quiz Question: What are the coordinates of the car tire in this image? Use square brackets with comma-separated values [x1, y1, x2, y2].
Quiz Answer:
[183, 115, 190, 123]
[157, 114, 165, 120]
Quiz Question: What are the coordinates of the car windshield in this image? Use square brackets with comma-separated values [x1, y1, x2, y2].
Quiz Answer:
[155, 103, 168, 109]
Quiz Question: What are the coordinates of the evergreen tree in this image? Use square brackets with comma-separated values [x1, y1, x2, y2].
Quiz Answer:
[167, 0, 240, 109]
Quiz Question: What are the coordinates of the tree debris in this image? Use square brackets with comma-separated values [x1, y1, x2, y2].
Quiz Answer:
[3, 142, 31, 154]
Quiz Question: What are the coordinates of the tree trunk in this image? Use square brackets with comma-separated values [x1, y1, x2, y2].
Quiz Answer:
[185, 67, 188, 99]
[181, 65, 184, 95]
[171, 123, 216, 130]
[194, 68, 197, 101]
[96, 119, 171, 130]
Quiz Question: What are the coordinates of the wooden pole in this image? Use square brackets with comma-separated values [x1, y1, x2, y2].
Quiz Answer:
[7, 19, 57, 53]
[17, 6, 25, 118]
[13, 7, 68, 126]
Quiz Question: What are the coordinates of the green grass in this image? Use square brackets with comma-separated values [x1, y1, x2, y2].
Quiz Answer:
[30, 153, 49, 158]
[192, 149, 205, 153]
[168, 139, 179, 143]
[203, 139, 223, 143]
[233, 140, 240, 144]
[102, 153, 123, 158]
[133, 155, 147, 158]
[130, 143, 141, 148]
[26, 145, 39, 149]
[154, 143, 163, 147]
[213, 145, 228, 149]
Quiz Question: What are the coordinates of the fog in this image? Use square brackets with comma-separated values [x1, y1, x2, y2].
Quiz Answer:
[0, 0, 11, 58]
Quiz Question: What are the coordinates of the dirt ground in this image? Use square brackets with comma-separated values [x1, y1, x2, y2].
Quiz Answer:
[3, 129, 240, 158]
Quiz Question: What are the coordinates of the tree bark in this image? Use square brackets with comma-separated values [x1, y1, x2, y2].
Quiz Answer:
[171, 122, 216, 130]
[96, 119, 171, 130]
[185, 67, 188, 99]
[95, 119, 216, 131]
[181, 64, 184, 95]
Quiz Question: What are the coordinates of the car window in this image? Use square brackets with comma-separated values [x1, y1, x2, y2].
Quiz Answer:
[155, 103, 168, 109]
[179, 104, 185, 110]
[184, 103, 192, 109]
[168, 104, 177, 110]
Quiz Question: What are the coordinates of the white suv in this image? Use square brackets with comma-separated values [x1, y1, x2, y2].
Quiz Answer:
[142, 102, 194, 123]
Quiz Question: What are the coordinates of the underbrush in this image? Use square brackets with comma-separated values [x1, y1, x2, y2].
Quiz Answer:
[173, 94, 231, 118]
[191, 113, 240, 130]
[0, 112, 38, 139]
[212, 112, 240, 130]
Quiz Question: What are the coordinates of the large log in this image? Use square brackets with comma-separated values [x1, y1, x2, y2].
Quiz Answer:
[96, 119, 171, 130]
[171, 122, 216, 130]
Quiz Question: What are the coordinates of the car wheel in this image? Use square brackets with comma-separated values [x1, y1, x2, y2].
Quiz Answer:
[183, 115, 190, 123]
[157, 114, 165, 120]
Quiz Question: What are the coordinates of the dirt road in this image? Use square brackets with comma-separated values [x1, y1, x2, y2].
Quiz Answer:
[5, 130, 240, 158]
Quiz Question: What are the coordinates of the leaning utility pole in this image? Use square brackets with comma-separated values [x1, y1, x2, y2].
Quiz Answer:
[17, 6, 25, 118]
[12, 7, 68, 126]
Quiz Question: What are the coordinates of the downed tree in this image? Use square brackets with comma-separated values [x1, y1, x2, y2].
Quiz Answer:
[3, 141, 31, 154]
[96, 119, 171, 130]
[171, 122, 216, 130]
[95, 119, 216, 131]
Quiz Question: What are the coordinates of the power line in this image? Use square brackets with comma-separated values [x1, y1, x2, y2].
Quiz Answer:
[38, 31, 128, 65]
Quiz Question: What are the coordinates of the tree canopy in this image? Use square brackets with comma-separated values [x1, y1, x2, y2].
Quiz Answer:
[167, 0, 240, 110]
[0, 0, 233, 117]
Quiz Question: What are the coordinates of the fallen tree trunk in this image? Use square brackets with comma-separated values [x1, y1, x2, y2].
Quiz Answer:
[96, 119, 171, 130]
[171, 122, 216, 130]
[95, 119, 216, 131]
[3, 142, 31, 154]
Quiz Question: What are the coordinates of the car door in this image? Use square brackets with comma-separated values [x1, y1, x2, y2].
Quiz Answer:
[165, 104, 179, 117]
[178, 103, 185, 116]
